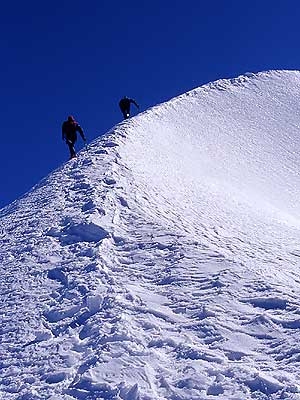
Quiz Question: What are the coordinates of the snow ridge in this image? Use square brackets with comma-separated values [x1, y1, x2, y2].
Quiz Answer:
[1, 70, 300, 399]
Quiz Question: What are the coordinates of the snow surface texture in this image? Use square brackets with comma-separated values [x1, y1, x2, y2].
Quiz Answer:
[1, 70, 300, 399]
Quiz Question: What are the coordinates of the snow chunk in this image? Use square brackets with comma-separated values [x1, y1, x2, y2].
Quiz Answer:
[45, 371, 67, 384]
[241, 296, 287, 310]
[246, 372, 284, 395]
[47, 221, 109, 244]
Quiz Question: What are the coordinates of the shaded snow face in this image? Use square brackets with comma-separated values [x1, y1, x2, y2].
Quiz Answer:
[2, 71, 300, 400]
[121, 71, 300, 232]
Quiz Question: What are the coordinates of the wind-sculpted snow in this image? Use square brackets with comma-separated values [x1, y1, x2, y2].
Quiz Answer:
[1, 70, 300, 399]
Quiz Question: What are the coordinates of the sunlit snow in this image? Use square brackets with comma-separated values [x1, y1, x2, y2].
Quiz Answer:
[1, 70, 300, 399]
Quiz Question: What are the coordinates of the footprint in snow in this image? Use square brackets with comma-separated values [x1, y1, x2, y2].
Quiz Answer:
[103, 177, 116, 185]
[47, 267, 68, 286]
[102, 141, 118, 148]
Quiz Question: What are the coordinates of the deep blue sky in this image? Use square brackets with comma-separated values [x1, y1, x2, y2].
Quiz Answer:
[1, 0, 299, 208]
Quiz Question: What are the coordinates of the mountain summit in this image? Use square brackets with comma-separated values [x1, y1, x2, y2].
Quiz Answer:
[1, 70, 300, 399]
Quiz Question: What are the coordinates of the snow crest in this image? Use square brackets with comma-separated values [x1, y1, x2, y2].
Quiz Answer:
[1, 70, 300, 399]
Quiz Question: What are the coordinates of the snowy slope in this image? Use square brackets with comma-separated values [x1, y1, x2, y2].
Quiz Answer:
[1, 70, 300, 399]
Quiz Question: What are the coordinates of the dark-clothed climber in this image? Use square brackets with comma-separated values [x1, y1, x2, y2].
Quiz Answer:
[62, 115, 86, 159]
